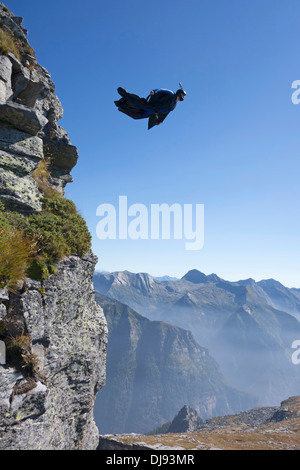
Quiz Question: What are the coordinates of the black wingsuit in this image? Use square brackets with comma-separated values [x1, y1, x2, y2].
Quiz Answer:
[114, 88, 178, 129]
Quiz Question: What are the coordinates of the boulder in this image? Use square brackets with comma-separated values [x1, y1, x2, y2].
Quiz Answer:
[43, 138, 78, 171]
[0, 162, 42, 212]
[0, 127, 43, 158]
[0, 100, 48, 135]
[16, 78, 44, 108]
[0, 54, 12, 84]
[167, 405, 203, 433]
[0, 55, 12, 100]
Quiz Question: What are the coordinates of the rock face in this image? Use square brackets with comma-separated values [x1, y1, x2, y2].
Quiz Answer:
[0, 5, 107, 450]
[0, 4, 77, 212]
[0, 253, 107, 450]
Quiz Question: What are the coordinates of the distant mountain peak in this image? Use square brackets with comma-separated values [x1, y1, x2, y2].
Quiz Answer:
[181, 269, 208, 284]
[238, 278, 256, 286]
[153, 275, 179, 282]
[174, 292, 198, 309]
[258, 278, 284, 288]
[207, 273, 222, 282]
[181, 269, 223, 284]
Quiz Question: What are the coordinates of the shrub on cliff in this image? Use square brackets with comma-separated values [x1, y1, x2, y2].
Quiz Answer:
[26, 195, 92, 263]
[0, 205, 36, 289]
[32, 160, 59, 198]
[0, 26, 35, 63]
[0, 195, 92, 287]
[0, 27, 21, 60]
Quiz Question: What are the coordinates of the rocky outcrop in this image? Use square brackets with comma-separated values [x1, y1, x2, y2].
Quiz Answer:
[0, 4, 78, 212]
[269, 396, 300, 423]
[97, 437, 150, 451]
[0, 252, 107, 450]
[167, 405, 203, 433]
[97, 396, 300, 450]
[0, 5, 107, 450]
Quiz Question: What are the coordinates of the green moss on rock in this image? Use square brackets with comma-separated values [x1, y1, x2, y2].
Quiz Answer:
[0, 194, 92, 286]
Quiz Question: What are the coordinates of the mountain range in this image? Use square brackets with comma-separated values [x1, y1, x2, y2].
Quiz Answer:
[94, 269, 300, 406]
[93, 293, 256, 434]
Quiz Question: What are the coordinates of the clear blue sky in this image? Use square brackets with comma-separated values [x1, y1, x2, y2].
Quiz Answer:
[6, 0, 300, 287]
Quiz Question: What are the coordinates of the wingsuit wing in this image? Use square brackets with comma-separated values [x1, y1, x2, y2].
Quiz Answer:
[148, 110, 171, 129]
[114, 98, 150, 120]
[148, 114, 158, 130]
[115, 92, 155, 120]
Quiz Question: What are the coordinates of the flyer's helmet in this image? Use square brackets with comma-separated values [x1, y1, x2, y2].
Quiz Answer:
[176, 82, 186, 101]
[176, 89, 186, 100]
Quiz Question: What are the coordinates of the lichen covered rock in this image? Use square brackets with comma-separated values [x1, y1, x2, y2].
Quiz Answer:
[0, 252, 107, 450]
[0, 4, 108, 450]
[0, 4, 79, 212]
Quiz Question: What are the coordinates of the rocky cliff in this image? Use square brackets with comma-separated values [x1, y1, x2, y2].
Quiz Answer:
[0, 4, 107, 450]
[0, 3, 77, 212]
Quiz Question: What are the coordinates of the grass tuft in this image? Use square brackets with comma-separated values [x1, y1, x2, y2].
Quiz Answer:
[0, 227, 36, 290]
[21, 352, 40, 373]
[0, 26, 36, 66]
[6, 332, 32, 351]
[32, 159, 60, 199]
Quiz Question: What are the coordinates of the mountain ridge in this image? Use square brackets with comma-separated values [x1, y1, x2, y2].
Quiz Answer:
[94, 268, 300, 406]
[94, 292, 257, 434]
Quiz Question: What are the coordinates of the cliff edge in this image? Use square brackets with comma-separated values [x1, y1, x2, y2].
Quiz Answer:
[0, 4, 107, 450]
